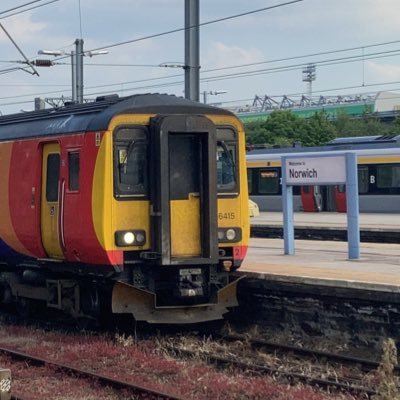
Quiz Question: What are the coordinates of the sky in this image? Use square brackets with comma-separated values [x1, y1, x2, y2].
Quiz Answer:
[0, 0, 400, 115]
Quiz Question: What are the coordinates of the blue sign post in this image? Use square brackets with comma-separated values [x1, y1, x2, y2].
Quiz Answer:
[345, 152, 360, 259]
[282, 152, 360, 260]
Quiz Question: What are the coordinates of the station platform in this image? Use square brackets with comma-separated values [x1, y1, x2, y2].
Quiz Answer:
[240, 238, 400, 293]
[250, 211, 400, 231]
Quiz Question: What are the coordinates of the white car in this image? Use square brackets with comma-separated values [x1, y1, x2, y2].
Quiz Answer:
[249, 199, 260, 217]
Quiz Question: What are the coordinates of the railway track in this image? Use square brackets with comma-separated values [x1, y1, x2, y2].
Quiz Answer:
[0, 345, 184, 400]
[218, 333, 392, 372]
[164, 331, 393, 397]
[251, 225, 400, 243]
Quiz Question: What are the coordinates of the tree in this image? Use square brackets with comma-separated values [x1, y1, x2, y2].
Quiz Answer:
[245, 110, 308, 146]
[245, 110, 335, 147]
[301, 111, 336, 146]
[388, 115, 400, 135]
[333, 108, 388, 137]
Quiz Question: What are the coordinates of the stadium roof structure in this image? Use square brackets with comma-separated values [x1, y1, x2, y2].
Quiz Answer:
[233, 91, 400, 123]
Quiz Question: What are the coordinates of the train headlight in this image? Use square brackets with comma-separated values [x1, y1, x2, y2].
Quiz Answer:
[123, 232, 135, 245]
[226, 229, 236, 241]
[135, 231, 145, 244]
[217, 228, 242, 243]
[115, 230, 146, 247]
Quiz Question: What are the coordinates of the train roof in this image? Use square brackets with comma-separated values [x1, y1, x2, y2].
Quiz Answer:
[247, 134, 400, 157]
[0, 93, 233, 141]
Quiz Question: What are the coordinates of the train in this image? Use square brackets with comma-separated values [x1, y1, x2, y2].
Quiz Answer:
[0, 93, 250, 324]
[247, 135, 400, 213]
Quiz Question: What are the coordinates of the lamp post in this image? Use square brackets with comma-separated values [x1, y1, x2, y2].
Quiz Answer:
[202, 90, 227, 104]
[38, 39, 108, 103]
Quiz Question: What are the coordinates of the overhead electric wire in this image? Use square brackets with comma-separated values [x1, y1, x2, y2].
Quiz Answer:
[0, 0, 61, 19]
[270, 81, 400, 98]
[83, 38, 400, 74]
[3, 81, 400, 110]
[82, 47, 400, 85]
[1, 45, 400, 102]
[69, 47, 400, 94]
[45, 0, 305, 66]
[1, 0, 400, 108]
[201, 50, 400, 83]
[0, 0, 50, 15]
[202, 39, 400, 74]
[82, 0, 305, 54]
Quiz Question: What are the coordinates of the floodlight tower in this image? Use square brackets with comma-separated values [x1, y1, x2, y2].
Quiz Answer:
[302, 63, 316, 105]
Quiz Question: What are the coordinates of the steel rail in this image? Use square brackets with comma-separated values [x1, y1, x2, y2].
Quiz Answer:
[0, 345, 184, 400]
[167, 344, 376, 396]
[218, 333, 394, 373]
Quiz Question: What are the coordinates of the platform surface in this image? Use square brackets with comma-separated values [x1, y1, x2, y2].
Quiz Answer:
[251, 212, 400, 231]
[240, 238, 400, 292]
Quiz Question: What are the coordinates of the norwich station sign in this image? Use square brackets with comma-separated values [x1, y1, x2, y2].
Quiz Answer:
[281, 152, 360, 259]
[285, 155, 346, 185]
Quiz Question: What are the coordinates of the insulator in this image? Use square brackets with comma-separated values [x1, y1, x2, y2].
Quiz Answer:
[33, 59, 53, 67]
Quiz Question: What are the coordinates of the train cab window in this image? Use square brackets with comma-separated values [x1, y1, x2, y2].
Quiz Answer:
[68, 152, 80, 191]
[46, 154, 60, 202]
[376, 165, 400, 190]
[217, 128, 238, 195]
[258, 169, 280, 194]
[358, 166, 369, 194]
[113, 127, 148, 198]
[247, 169, 254, 195]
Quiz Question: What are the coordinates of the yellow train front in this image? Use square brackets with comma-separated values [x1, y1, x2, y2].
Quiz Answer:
[0, 93, 249, 324]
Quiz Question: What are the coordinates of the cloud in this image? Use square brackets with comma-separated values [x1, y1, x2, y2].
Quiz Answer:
[203, 41, 264, 70]
[351, 0, 400, 37]
[367, 61, 400, 82]
[256, 0, 400, 42]
[0, 13, 46, 44]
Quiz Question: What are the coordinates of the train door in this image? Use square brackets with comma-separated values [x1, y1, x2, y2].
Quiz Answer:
[41, 143, 64, 259]
[169, 134, 201, 257]
[334, 165, 369, 213]
[335, 185, 347, 212]
[301, 185, 322, 212]
[150, 115, 218, 265]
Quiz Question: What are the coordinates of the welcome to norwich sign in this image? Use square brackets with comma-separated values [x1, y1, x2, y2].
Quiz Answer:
[282, 152, 360, 260]
[285, 155, 346, 185]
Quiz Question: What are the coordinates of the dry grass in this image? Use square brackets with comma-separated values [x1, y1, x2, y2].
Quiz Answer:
[0, 322, 361, 400]
[372, 338, 400, 400]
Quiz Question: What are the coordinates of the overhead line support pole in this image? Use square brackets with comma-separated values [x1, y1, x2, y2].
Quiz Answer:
[185, 0, 200, 101]
[75, 38, 84, 103]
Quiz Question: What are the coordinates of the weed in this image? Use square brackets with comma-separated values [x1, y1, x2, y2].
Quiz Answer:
[372, 338, 400, 400]
[115, 333, 135, 347]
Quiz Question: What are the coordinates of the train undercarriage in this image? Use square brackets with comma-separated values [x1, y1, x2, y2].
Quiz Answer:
[0, 262, 241, 324]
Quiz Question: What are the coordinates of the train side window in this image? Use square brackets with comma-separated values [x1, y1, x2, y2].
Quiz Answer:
[358, 166, 369, 194]
[376, 165, 400, 190]
[337, 184, 345, 193]
[247, 169, 253, 195]
[293, 186, 300, 195]
[258, 169, 279, 194]
[46, 154, 60, 202]
[68, 152, 80, 191]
